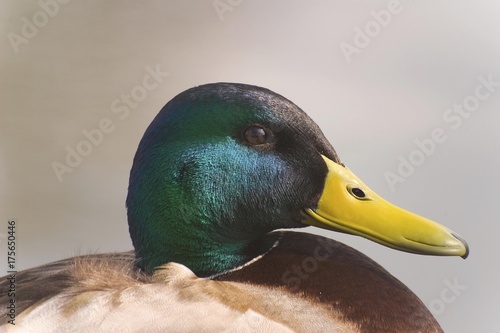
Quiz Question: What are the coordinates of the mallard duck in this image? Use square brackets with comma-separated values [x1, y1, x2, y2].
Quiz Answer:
[0, 83, 468, 333]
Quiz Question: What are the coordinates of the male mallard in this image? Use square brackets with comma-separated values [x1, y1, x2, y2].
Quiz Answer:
[1, 83, 468, 332]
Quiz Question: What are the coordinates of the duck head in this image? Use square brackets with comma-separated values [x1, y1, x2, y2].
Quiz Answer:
[127, 83, 468, 277]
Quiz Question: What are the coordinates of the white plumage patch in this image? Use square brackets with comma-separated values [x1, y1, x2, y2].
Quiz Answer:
[2, 261, 358, 333]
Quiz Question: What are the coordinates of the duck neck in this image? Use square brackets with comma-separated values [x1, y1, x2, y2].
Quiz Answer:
[132, 220, 280, 277]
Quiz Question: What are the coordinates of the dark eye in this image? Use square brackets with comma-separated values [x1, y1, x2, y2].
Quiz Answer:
[243, 126, 273, 146]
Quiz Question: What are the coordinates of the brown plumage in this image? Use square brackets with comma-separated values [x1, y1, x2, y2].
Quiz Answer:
[0, 232, 442, 332]
[216, 232, 443, 333]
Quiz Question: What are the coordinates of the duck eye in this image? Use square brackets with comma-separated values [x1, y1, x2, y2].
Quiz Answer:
[347, 184, 371, 200]
[243, 126, 272, 146]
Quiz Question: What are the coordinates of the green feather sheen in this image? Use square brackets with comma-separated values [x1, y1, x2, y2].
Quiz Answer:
[128, 100, 295, 276]
[127, 83, 332, 277]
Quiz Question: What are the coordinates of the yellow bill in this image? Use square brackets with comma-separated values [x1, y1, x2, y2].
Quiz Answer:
[303, 156, 469, 258]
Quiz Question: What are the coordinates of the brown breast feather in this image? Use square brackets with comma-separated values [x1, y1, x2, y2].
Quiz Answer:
[215, 231, 443, 333]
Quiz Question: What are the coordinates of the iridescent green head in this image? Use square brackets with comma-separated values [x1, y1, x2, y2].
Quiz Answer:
[127, 83, 468, 277]
[126, 83, 338, 276]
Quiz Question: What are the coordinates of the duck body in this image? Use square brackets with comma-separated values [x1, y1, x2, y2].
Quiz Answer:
[1, 232, 439, 333]
[0, 83, 468, 332]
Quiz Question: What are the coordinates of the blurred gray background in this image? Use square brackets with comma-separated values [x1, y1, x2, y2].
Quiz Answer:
[1, 1, 499, 332]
